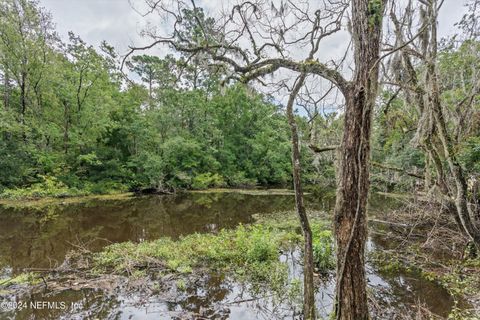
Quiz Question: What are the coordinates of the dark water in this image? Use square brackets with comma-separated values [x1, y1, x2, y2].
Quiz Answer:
[0, 191, 458, 319]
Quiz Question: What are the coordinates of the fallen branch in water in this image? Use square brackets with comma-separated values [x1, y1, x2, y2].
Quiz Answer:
[22, 267, 58, 272]
[224, 294, 275, 305]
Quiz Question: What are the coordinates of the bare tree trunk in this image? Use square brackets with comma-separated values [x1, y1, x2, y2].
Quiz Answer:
[334, 1, 385, 319]
[431, 84, 480, 246]
[20, 70, 27, 120]
[424, 153, 433, 191]
[19, 69, 28, 142]
[2, 70, 11, 141]
[286, 73, 315, 319]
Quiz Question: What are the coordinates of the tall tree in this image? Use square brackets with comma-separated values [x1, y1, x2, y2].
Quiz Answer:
[0, 0, 56, 133]
[333, 2, 385, 318]
[126, 54, 178, 101]
[124, 1, 386, 318]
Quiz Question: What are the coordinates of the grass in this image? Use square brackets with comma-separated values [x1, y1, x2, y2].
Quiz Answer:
[91, 217, 334, 294]
[312, 225, 335, 273]
[93, 224, 295, 290]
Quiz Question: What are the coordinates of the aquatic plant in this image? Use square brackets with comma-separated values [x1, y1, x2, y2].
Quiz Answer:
[312, 227, 335, 273]
[92, 220, 335, 295]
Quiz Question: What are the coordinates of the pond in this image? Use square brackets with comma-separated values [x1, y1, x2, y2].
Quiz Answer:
[0, 191, 458, 319]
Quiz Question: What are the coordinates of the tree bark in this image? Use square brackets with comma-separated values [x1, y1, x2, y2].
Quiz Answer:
[424, 142, 449, 194]
[20, 68, 27, 142]
[334, 1, 385, 319]
[286, 73, 316, 319]
[424, 0, 480, 248]
[430, 80, 480, 246]
[20, 70, 27, 118]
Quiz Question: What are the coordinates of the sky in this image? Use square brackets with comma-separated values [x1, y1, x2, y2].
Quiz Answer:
[37, 0, 472, 109]
[39, 0, 470, 55]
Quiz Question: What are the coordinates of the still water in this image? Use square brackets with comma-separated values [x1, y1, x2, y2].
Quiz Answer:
[0, 191, 458, 319]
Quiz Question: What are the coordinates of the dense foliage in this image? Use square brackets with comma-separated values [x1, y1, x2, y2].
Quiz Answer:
[0, 0, 295, 197]
[1, 0, 478, 199]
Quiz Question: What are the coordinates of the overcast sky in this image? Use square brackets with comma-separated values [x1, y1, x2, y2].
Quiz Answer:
[37, 0, 471, 108]
[39, 0, 469, 54]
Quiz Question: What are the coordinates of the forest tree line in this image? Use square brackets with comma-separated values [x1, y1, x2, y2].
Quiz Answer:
[0, 0, 478, 202]
[0, 0, 317, 197]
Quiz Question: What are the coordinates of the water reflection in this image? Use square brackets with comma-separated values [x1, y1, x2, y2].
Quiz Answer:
[0, 191, 460, 319]
[0, 192, 305, 275]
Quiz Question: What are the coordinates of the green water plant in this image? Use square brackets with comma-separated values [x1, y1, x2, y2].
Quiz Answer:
[92, 218, 335, 295]
[312, 227, 335, 273]
[0, 273, 41, 287]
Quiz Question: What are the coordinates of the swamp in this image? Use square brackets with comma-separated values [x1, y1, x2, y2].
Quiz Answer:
[0, 0, 480, 319]
[1, 191, 477, 319]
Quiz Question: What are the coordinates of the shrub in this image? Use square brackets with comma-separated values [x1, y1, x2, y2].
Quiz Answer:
[85, 180, 128, 194]
[227, 171, 257, 188]
[0, 175, 85, 199]
[191, 172, 226, 190]
[93, 224, 289, 290]
[312, 226, 335, 273]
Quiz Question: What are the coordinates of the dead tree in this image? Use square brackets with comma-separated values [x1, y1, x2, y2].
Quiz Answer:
[386, 0, 480, 248]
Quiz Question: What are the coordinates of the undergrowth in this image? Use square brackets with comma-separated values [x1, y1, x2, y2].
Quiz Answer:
[92, 218, 335, 294]
[0, 175, 129, 200]
[369, 200, 480, 320]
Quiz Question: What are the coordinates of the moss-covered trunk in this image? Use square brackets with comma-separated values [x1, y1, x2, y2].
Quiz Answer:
[333, 1, 385, 319]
